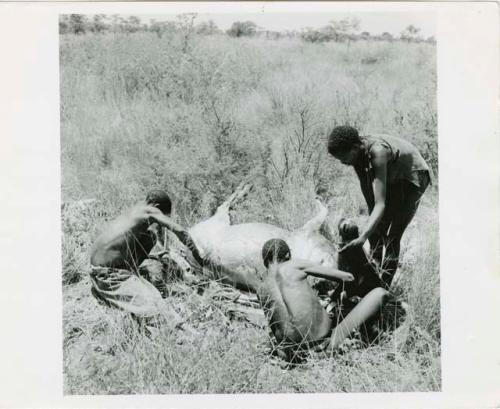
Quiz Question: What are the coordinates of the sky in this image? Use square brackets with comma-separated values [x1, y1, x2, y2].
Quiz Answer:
[143, 11, 436, 38]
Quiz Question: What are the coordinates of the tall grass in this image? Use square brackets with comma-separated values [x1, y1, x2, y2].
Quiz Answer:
[61, 31, 439, 393]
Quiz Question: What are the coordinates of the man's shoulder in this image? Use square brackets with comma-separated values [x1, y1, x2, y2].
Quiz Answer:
[280, 259, 309, 278]
[287, 258, 313, 268]
[131, 202, 154, 212]
[129, 203, 159, 219]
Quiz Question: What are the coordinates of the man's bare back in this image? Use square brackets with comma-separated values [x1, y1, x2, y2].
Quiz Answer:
[261, 260, 351, 344]
[257, 239, 354, 358]
[90, 205, 160, 270]
[258, 238, 388, 362]
[91, 191, 203, 271]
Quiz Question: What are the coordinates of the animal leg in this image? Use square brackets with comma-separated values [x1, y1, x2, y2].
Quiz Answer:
[299, 199, 328, 233]
[223, 181, 253, 211]
[213, 181, 253, 224]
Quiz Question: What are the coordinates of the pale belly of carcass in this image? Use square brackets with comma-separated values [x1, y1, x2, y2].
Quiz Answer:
[287, 229, 338, 268]
[188, 220, 338, 293]
[190, 222, 290, 271]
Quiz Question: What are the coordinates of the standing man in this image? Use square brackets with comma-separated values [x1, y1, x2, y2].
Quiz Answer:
[90, 190, 205, 320]
[327, 126, 431, 287]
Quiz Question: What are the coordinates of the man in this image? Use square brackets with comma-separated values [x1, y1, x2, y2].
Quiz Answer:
[257, 225, 388, 362]
[335, 218, 384, 299]
[89, 189, 205, 320]
[327, 126, 431, 287]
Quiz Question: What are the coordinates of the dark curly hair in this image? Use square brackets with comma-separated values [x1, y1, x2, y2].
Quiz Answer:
[327, 126, 361, 155]
[338, 218, 360, 242]
[262, 238, 291, 268]
[146, 189, 172, 215]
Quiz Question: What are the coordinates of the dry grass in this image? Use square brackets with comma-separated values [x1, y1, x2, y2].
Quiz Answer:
[61, 31, 439, 393]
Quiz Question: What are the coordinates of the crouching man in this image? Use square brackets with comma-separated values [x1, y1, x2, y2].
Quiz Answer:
[89, 190, 205, 323]
[257, 227, 388, 362]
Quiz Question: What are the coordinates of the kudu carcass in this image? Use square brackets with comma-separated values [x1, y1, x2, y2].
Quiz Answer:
[161, 183, 342, 294]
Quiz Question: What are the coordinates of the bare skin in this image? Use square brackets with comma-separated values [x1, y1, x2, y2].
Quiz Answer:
[257, 259, 354, 358]
[90, 204, 204, 270]
[334, 143, 388, 253]
[258, 257, 388, 360]
[328, 287, 388, 350]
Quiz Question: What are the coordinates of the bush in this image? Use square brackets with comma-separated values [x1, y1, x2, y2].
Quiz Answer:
[226, 21, 258, 37]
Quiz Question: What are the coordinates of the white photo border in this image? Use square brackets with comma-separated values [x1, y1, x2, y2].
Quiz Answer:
[0, 2, 498, 408]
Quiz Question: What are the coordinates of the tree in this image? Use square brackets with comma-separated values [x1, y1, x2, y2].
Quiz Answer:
[400, 24, 422, 42]
[329, 17, 360, 44]
[110, 14, 121, 32]
[301, 27, 332, 43]
[89, 14, 107, 34]
[360, 31, 371, 40]
[68, 14, 87, 35]
[149, 19, 176, 38]
[195, 20, 221, 35]
[59, 15, 70, 34]
[426, 36, 436, 44]
[121, 15, 141, 34]
[380, 32, 394, 42]
[283, 29, 300, 39]
[176, 13, 197, 52]
[129, 16, 141, 31]
[226, 21, 258, 37]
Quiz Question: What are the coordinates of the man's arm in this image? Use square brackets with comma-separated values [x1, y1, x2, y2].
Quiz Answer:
[354, 166, 375, 212]
[341, 147, 387, 252]
[360, 146, 387, 241]
[304, 265, 354, 283]
[146, 207, 205, 266]
[145, 207, 185, 234]
[292, 260, 354, 283]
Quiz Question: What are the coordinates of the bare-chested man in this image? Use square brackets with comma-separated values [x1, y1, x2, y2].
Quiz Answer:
[90, 190, 204, 319]
[258, 224, 388, 362]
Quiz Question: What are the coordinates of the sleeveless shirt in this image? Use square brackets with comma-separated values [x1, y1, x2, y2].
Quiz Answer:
[360, 134, 430, 187]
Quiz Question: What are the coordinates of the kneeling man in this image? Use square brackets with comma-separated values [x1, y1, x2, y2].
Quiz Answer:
[258, 230, 388, 362]
[90, 190, 204, 319]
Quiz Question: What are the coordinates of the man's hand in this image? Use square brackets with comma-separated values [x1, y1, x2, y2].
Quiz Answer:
[149, 249, 169, 261]
[339, 235, 366, 253]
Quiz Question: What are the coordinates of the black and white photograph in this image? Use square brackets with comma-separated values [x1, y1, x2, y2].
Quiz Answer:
[1, 2, 499, 407]
[60, 11, 439, 394]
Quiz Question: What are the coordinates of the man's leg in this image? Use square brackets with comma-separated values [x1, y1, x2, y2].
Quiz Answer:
[368, 228, 386, 267]
[329, 287, 388, 351]
[381, 181, 427, 287]
[368, 181, 401, 268]
[90, 266, 185, 330]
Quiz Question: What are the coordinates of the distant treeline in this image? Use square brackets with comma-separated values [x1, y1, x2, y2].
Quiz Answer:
[59, 14, 436, 44]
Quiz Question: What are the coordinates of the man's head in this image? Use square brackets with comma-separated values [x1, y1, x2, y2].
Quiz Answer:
[338, 218, 359, 242]
[146, 189, 172, 215]
[262, 239, 291, 268]
[327, 126, 362, 165]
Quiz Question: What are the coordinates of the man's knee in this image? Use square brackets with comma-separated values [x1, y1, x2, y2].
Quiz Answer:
[372, 287, 389, 301]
